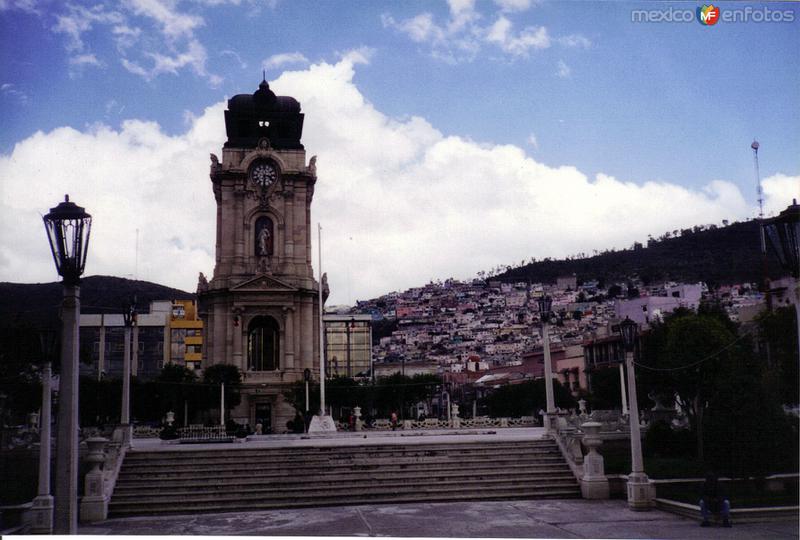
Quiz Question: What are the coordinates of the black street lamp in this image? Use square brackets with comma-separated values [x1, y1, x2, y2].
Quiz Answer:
[616, 316, 652, 509]
[536, 295, 555, 429]
[43, 195, 91, 534]
[763, 199, 800, 366]
[618, 317, 639, 352]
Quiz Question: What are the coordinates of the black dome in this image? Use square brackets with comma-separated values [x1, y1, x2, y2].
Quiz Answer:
[224, 79, 304, 149]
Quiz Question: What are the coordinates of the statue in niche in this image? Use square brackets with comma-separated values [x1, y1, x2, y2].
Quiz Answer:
[254, 216, 274, 257]
[197, 272, 209, 292]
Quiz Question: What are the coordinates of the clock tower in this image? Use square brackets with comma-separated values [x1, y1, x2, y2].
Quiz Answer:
[198, 79, 321, 432]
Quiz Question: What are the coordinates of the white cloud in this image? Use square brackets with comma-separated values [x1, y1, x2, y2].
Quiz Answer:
[1, 82, 28, 104]
[70, 53, 103, 67]
[220, 49, 247, 69]
[384, 3, 587, 62]
[0, 0, 39, 14]
[45, 1, 220, 84]
[0, 55, 786, 305]
[556, 59, 570, 78]
[527, 133, 538, 150]
[493, 0, 532, 13]
[126, 0, 204, 39]
[486, 16, 550, 56]
[762, 173, 800, 216]
[558, 34, 591, 48]
[263, 52, 310, 71]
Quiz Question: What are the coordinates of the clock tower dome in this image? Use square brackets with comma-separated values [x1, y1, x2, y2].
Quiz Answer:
[198, 79, 321, 431]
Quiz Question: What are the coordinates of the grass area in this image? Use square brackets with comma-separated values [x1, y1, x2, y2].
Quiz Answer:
[602, 447, 706, 478]
[656, 480, 799, 508]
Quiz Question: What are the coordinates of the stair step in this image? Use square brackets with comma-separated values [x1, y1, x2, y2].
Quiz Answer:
[109, 485, 581, 516]
[115, 465, 572, 488]
[112, 473, 578, 497]
[110, 439, 579, 517]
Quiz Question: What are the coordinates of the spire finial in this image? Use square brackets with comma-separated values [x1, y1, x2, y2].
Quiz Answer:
[262, 69, 266, 82]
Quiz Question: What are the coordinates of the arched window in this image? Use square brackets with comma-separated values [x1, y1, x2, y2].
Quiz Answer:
[254, 216, 274, 257]
[248, 316, 280, 371]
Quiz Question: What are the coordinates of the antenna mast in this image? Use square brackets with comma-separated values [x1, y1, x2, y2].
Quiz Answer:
[752, 140, 765, 253]
[752, 139, 771, 308]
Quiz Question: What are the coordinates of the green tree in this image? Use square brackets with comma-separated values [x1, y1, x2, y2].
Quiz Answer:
[282, 379, 320, 416]
[480, 379, 575, 418]
[202, 364, 242, 417]
[640, 309, 750, 461]
[756, 306, 799, 405]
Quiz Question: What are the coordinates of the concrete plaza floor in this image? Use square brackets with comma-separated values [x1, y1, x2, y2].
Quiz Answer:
[78, 429, 798, 538]
[78, 499, 799, 538]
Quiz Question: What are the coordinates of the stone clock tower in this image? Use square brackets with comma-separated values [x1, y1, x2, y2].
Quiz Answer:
[198, 79, 321, 432]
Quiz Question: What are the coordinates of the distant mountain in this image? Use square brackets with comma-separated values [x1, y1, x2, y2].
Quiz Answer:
[496, 219, 784, 288]
[0, 275, 194, 328]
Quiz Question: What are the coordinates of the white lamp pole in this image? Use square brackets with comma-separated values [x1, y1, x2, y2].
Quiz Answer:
[619, 363, 629, 416]
[618, 317, 653, 510]
[318, 223, 326, 415]
[538, 296, 556, 430]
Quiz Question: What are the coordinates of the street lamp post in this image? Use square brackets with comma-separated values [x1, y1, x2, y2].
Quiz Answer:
[43, 195, 92, 534]
[121, 298, 136, 445]
[618, 316, 653, 510]
[763, 199, 800, 359]
[537, 295, 556, 430]
[30, 328, 58, 533]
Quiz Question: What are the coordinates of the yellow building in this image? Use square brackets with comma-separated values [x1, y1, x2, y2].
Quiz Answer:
[167, 299, 203, 370]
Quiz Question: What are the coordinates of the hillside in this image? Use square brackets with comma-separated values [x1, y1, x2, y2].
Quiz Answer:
[0, 275, 194, 328]
[497, 219, 783, 288]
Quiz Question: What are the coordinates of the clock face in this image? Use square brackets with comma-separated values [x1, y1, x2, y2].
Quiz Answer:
[251, 162, 277, 188]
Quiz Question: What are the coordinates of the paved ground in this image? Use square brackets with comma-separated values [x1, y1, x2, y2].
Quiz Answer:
[79, 499, 799, 538]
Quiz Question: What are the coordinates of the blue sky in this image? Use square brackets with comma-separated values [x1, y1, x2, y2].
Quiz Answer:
[1, 0, 799, 304]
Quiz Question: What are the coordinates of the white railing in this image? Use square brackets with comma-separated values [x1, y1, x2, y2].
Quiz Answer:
[178, 425, 231, 441]
[337, 415, 539, 431]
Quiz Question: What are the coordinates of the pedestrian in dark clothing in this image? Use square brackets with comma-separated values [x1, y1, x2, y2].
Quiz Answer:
[699, 473, 731, 527]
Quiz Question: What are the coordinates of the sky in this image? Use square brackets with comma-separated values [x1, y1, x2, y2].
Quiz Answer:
[1, 0, 799, 306]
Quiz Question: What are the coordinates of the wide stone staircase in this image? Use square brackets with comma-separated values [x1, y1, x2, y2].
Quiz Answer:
[109, 439, 580, 517]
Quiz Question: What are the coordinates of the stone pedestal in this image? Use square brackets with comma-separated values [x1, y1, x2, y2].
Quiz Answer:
[353, 406, 363, 431]
[451, 403, 461, 429]
[30, 495, 54, 534]
[308, 415, 337, 433]
[627, 472, 656, 510]
[79, 438, 108, 523]
[579, 422, 609, 499]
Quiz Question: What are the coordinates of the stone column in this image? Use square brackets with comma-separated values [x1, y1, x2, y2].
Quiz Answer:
[233, 188, 245, 272]
[353, 406, 362, 431]
[31, 362, 53, 533]
[232, 308, 243, 369]
[54, 285, 79, 534]
[619, 362, 628, 416]
[580, 421, 609, 499]
[79, 437, 108, 522]
[625, 350, 653, 509]
[285, 188, 295, 260]
[542, 322, 556, 430]
[283, 307, 295, 369]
